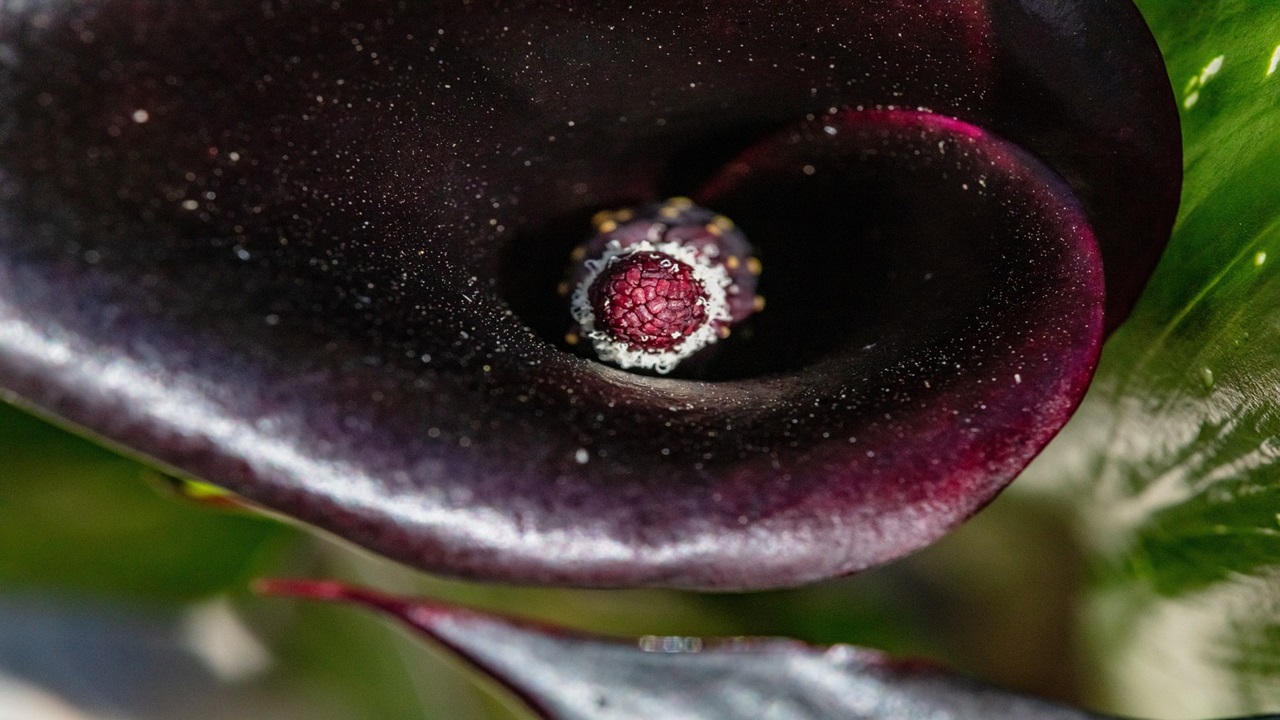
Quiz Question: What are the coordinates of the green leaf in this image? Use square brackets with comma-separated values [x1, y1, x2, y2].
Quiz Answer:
[1022, 1, 1280, 714]
[1050, 0, 1280, 598]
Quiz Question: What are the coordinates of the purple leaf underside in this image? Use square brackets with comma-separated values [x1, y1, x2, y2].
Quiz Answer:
[260, 579, 1274, 720]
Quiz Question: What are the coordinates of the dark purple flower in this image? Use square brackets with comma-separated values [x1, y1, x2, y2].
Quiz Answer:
[0, 1, 1179, 589]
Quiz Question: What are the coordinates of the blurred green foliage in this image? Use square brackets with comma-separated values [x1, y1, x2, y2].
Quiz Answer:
[1018, 0, 1280, 714]
[1071, 0, 1280, 596]
[0, 401, 292, 600]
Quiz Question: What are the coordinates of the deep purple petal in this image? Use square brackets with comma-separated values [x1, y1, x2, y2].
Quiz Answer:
[258, 578, 1126, 720]
[978, 1, 1181, 328]
[0, 1, 1176, 588]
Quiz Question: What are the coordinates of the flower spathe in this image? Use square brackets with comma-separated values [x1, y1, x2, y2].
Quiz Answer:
[0, 1, 1179, 589]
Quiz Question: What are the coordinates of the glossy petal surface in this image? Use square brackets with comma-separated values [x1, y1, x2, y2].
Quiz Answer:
[0, 1, 1178, 588]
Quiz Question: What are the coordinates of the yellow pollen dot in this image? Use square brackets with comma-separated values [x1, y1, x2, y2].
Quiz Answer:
[704, 223, 723, 236]
[557, 281, 571, 296]
[597, 219, 618, 233]
[753, 295, 767, 312]
[591, 210, 615, 228]
[614, 209, 635, 222]
[565, 332, 580, 345]
[713, 215, 735, 231]
[659, 205, 681, 219]
[718, 326, 732, 338]
[725, 256, 741, 270]
[668, 196, 694, 209]
[746, 257, 763, 275]
[570, 245, 587, 262]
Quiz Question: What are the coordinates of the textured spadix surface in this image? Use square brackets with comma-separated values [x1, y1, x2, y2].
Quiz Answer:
[0, 1, 1179, 588]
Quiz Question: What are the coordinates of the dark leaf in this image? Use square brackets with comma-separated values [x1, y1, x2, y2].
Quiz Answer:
[259, 579, 1280, 720]
[0, 1, 1179, 588]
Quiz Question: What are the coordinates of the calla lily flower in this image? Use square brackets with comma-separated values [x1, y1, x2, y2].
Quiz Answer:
[0, 1, 1179, 589]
